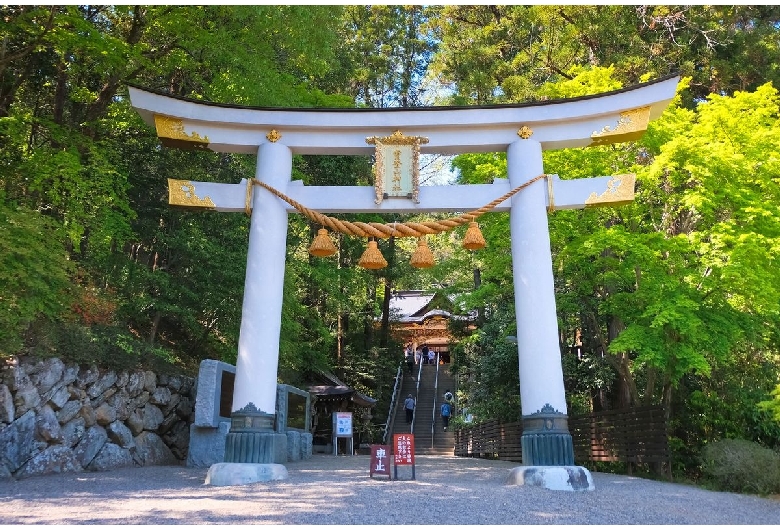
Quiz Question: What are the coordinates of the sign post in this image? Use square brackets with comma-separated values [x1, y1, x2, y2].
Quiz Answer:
[332, 412, 354, 455]
[393, 433, 415, 480]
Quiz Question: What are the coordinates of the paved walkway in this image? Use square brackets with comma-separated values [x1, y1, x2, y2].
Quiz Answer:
[0, 455, 778, 525]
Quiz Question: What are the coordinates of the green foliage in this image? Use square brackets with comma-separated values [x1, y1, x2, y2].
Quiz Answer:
[759, 385, 780, 423]
[451, 303, 520, 423]
[700, 438, 780, 495]
[0, 204, 73, 354]
[430, 5, 780, 105]
[27, 320, 189, 375]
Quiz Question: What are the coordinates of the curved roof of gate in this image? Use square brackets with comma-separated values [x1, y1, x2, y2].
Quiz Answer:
[127, 74, 680, 156]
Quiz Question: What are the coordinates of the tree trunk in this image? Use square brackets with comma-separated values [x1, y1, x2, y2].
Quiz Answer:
[148, 311, 161, 345]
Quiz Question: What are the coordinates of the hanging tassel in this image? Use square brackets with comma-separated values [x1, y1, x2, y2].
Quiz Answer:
[309, 228, 337, 257]
[410, 237, 435, 268]
[462, 221, 486, 250]
[358, 240, 388, 269]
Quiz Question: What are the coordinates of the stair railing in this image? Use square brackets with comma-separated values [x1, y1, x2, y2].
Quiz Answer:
[382, 361, 403, 445]
[431, 351, 440, 448]
[410, 358, 423, 434]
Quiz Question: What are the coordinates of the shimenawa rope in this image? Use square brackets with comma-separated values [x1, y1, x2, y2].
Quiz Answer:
[248, 174, 548, 239]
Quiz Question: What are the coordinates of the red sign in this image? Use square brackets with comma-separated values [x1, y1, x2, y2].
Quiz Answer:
[369, 444, 391, 478]
[393, 434, 415, 465]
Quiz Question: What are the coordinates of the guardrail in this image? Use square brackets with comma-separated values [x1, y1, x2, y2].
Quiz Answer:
[382, 362, 403, 445]
[430, 352, 440, 447]
[410, 358, 423, 434]
[454, 405, 671, 478]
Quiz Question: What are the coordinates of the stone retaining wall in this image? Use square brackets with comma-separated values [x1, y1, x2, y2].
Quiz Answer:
[0, 356, 195, 479]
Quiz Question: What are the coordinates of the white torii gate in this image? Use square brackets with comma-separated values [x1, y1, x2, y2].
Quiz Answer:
[128, 75, 679, 489]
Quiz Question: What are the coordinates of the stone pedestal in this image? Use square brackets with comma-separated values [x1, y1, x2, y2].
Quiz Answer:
[300, 432, 313, 460]
[187, 421, 229, 468]
[286, 431, 301, 462]
[505, 466, 594, 491]
[205, 462, 288, 486]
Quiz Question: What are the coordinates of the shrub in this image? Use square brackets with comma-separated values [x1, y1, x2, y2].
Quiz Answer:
[700, 438, 780, 495]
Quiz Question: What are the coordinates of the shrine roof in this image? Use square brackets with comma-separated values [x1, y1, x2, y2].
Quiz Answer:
[307, 385, 377, 408]
[389, 291, 434, 318]
[308, 371, 377, 408]
[389, 290, 476, 323]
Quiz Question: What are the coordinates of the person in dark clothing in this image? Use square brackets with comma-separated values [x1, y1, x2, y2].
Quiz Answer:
[404, 394, 415, 424]
[405, 345, 415, 376]
[421, 345, 429, 364]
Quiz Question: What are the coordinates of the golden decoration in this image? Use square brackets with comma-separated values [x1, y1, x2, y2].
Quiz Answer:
[245, 178, 253, 216]
[366, 130, 429, 204]
[547, 174, 555, 213]
[366, 130, 429, 146]
[168, 179, 216, 209]
[462, 222, 486, 250]
[517, 126, 533, 139]
[584, 174, 636, 207]
[309, 228, 337, 257]
[590, 107, 651, 146]
[358, 240, 388, 269]
[154, 115, 209, 149]
[410, 237, 435, 268]
[266, 129, 282, 143]
[372, 138, 386, 204]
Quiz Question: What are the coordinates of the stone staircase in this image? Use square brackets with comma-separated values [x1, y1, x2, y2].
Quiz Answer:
[391, 361, 455, 456]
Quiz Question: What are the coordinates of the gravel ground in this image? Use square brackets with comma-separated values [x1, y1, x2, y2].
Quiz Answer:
[0, 454, 778, 525]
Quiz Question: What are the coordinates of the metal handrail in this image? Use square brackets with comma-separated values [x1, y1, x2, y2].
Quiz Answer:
[410, 358, 423, 434]
[382, 362, 403, 444]
[431, 352, 440, 447]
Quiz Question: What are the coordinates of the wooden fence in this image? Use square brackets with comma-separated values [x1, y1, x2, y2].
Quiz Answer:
[454, 405, 670, 477]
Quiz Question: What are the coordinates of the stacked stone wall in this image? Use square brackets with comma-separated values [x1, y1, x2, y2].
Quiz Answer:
[0, 356, 195, 479]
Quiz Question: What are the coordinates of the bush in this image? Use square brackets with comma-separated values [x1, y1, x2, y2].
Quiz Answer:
[700, 438, 780, 495]
[25, 320, 192, 375]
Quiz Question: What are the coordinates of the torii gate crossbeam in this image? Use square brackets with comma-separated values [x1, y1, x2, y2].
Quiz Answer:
[128, 75, 679, 490]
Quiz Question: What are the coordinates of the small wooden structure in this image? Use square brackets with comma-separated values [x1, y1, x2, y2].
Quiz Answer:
[308, 370, 376, 454]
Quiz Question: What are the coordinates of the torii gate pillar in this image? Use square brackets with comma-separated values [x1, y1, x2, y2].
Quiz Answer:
[508, 139, 576, 469]
[227, 143, 291, 462]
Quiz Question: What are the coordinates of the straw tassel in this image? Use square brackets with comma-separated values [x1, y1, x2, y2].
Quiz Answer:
[410, 237, 435, 268]
[358, 240, 388, 269]
[462, 221, 486, 250]
[309, 228, 337, 257]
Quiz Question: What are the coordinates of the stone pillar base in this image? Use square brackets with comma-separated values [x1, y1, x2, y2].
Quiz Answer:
[205, 463, 288, 486]
[521, 404, 575, 466]
[505, 466, 595, 491]
[224, 431, 287, 464]
[521, 432, 574, 466]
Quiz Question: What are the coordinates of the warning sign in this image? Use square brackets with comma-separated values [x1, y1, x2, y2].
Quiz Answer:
[369, 444, 391, 479]
[393, 433, 416, 480]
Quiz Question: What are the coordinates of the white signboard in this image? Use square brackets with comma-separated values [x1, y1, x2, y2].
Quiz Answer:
[334, 411, 353, 437]
[332, 411, 354, 456]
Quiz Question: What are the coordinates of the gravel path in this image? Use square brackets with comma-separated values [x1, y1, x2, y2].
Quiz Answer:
[0, 455, 778, 525]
